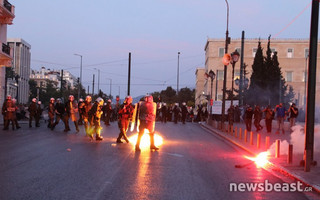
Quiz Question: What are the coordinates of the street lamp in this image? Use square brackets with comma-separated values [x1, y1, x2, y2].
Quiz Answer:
[230, 50, 240, 107]
[208, 70, 216, 116]
[106, 78, 112, 98]
[74, 54, 83, 100]
[94, 68, 100, 95]
[177, 52, 180, 95]
[221, 0, 230, 128]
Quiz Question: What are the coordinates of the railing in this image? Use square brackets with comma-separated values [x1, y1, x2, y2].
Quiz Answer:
[3, 0, 12, 13]
[2, 43, 10, 55]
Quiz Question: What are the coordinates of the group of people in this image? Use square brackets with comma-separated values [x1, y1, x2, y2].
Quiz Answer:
[2, 94, 160, 151]
[239, 103, 299, 134]
[158, 102, 190, 124]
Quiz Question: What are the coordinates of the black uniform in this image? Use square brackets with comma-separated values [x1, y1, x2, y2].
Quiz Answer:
[28, 102, 37, 127]
[181, 105, 188, 124]
[51, 101, 66, 130]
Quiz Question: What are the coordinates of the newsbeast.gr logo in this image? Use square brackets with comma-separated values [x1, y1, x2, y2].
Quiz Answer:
[229, 180, 313, 192]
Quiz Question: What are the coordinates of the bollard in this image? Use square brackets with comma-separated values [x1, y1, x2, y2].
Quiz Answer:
[234, 126, 237, 137]
[257, 134, 261, 149]
[265, 136, 270, 150]
[275, 139, 280, 158]
[231, 125, 234, 135]
[288, 144, 293, 164]
[238, 128, 242, 140]
[250, 131, 254, 145]
[244, 129, 248, 143]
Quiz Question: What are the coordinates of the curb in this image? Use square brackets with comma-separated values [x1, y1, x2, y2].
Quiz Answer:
[200, 123, 320, 194]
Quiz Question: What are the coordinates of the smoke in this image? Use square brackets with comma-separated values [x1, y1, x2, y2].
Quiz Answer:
[268, 124, 320, 156]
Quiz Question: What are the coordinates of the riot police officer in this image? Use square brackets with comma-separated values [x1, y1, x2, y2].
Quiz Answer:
[135, 95, 159, 151]
[28, 98, 37, 128]
[65, 95, 79, 133]
[88, 97, 104, 141]
[116, 96, 134, 143]
[48, 98, 55, 129]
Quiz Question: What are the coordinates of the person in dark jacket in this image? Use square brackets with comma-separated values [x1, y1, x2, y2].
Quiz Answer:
[181, 102, 188, 124]
[28, 98, 38, 128]
[161, 103, 167, 123]
[65, 95, 79, 133]
[78, 98, 84, 125]
[12, 98, 21, 129]
[79, 95, 93, 135]
[263, 105, 274, 133]
[35, 101, 43, 127]
[116, 96, 134, 143]
[253, 105, 263, 131]
[173, 103, 180, 124]
[2, 95, 18, 130]
[245, 105, 254, 132]
[48, 98, 55, 129]
[88, 97, 104, 141]
[51, 98, 65, 130]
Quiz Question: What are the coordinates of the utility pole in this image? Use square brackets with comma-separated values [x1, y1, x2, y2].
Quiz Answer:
[60, 69, 64, 96]
[127, 52, 131, 96]
[177, 52, 180, 95]
[92, 74, 95, 96]
[304, 0, 319, 172]
[239, 31, 245, 107]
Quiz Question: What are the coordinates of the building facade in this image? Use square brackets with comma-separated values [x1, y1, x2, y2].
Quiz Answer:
[0, 0, 15, 123]
[7, 38, 31, 104]
[30, 67, 76, 90]
[195, 68, 206, 106]
[200, 38, 320, 109]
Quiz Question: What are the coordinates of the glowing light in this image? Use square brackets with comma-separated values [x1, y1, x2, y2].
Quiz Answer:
[245, 151, 270, 168]
[128, 129, 163, 149]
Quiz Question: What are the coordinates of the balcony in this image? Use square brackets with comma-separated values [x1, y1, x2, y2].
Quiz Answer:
[0, 43, 12, 67]
[0, 0, 15, 24]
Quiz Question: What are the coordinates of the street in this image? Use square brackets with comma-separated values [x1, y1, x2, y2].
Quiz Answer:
[0, 121, 313, 200]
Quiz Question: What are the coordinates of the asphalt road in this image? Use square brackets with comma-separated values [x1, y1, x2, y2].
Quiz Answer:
[0, 121, 313, 200]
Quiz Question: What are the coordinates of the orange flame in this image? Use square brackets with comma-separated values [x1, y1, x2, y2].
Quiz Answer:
[128, 129, 163, 149]
[245, 151, 270, 168]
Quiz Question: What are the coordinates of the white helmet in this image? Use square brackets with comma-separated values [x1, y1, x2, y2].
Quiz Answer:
[38, 101, 41, 105]
[50, 98, 55, 102]
[96, 97, 104, 105]
[182, 102, 186, 106]
[79, 98, 84, 102]
[32, 98, 37, 102]
[86, 95, 92, 102]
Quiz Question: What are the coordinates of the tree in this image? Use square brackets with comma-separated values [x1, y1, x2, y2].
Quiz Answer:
[245, 36, 294, 107]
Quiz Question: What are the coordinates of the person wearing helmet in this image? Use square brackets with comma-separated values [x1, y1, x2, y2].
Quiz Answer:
[181, 102, 188, 124]
[65, 95, 79, 133]
[28, 98, 38, 128]
[135, 95, 159, 151]
[79, 95, 93, 135]
[116, 96, 134, 143]
[88, 97, 104, 140]
[78, 98, 84, 125]
[173, 103, 181, 124]
[2, 95, 18, 130]
[35, 101, 43, 127]
[47, 98, 56, 129]
[51, 98, 65, 130]
[161, 103, 167, 123]
[11, 98, 21, 130]
[102, 99, 112, 126]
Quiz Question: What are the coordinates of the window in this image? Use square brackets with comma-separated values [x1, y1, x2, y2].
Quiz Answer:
[252, 48, 257, 57]
[235, 70, 240, 80]
[287, 48, 293, 58]
[217, 94, 223, 101]
[219, 48, 225, 57]
[217, 70, 224, 80]
[305, 49, 309, 58]
[286, 71, 293, 82]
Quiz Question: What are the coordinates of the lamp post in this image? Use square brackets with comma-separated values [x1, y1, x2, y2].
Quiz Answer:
[74, 54, 83, 100]
[94, 68, 100, 95]
[221, 0, 230, 128]
[208, 70, 216, 116]
[177, 52, 180, 95]
[106, 78, 112, 98]
[230, 50, 240, 107]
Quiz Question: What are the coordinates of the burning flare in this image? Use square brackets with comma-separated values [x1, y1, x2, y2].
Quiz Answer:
[245, 151, 270, 168]
[128, 129, 163, 149]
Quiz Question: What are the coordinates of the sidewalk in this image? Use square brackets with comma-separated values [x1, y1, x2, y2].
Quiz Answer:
[201, 120, 320, 194]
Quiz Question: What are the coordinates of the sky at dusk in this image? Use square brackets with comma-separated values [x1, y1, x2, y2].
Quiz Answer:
[8, 0, 312, 99]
